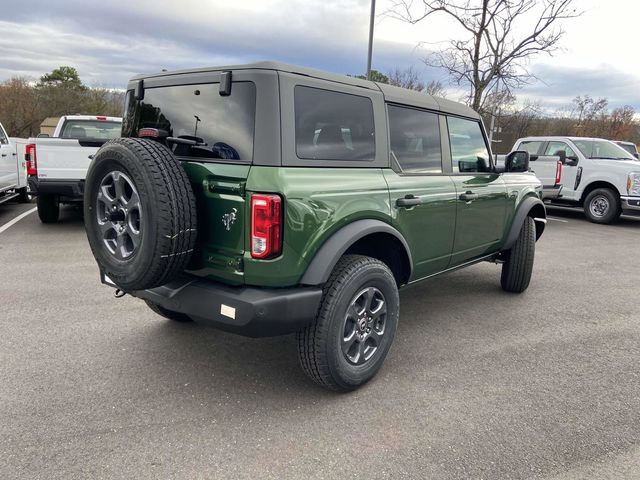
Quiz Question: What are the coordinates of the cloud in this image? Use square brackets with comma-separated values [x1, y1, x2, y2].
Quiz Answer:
[1, 0, 639, 115]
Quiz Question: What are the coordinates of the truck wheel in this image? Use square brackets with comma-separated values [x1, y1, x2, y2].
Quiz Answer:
[584, 188, 621, 224]
[84, 138, 197, 292]
[37, 194, 60, 223]
[297, 255, 399, 392]
[145, 300, 193, 323]
[17, 186, 32, 203]
[501, 216, 535, 293]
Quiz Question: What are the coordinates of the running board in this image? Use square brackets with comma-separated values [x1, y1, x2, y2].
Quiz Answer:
[0, 192, 19, 205]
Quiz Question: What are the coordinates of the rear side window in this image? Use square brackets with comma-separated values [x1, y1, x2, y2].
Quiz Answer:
[388, 105, 442, 173]
[447, 117, 491, 173]
[519, 141, 543, 155]
[0, 125, 7, 144]
[123, 82, 256, 161]
[60, 120, 121, 140]
[295, 86, 375, 161]
[544, 141, 576, 157]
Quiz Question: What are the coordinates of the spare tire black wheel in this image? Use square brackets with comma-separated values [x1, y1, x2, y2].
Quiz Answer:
[83, 138, 197, 291]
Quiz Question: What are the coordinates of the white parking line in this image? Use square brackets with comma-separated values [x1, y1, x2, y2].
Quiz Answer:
[547, 216, 569, 223]
[0, 207, 37, 234]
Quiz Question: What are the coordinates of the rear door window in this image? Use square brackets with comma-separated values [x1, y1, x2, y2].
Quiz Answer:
[60, 120, 121, 140]
[295, 86, 375, 161]
[124, 82, 256, 161]
[519, 141, 544, 155]
[447, 117, 491, 173]
[388, 105, 442, 173]
[544, 141, 576, 157]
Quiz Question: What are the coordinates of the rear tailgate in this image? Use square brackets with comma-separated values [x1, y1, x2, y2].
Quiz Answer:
[34, 138, 108, 180]
[529, 155, 561, 187]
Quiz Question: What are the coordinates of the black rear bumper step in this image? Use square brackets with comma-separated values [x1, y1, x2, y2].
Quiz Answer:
[112, 274, 323, 337]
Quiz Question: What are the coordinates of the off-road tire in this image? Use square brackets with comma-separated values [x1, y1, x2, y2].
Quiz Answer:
[583, 188, 621, 224]
[83, 138, 197, 291]
[37, 194, 59, 223]
[297, 255, 399, 392]
[501, 216, 535, 293]
[145, 300, 193, 323]
[17, 186, 31, 203]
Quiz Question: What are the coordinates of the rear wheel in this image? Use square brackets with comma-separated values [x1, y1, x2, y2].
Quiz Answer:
[297, 255, 399, 392]
[37, 194, 59, 223]
[145, 300, 193, 323]
[584, 188, 621, 224]
[500, 216, 536, 293]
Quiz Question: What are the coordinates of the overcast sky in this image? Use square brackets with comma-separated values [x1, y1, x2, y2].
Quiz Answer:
[1, 0, 639, 113]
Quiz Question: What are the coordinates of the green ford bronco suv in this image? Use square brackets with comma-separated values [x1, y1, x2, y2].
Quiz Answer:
[83, 62, 546, 392]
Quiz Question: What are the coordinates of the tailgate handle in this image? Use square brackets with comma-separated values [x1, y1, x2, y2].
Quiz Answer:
[459, 191, 478, 203]
[396, 195, 422, 208]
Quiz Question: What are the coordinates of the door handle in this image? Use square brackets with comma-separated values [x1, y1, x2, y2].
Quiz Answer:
[396, 195, 422, 208]
[459, 191, 478, 202]
[1, 153, 6, 157]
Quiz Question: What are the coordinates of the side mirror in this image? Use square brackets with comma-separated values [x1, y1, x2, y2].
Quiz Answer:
[505, 150, 530, 173]
[554, 150, 567, 164]
[633, 152, 639, 159]
[566, 155, 579, 167]
[530, 154, 539, 162]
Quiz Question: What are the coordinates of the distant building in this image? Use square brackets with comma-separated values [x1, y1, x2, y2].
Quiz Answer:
[40, 117, 59, 136]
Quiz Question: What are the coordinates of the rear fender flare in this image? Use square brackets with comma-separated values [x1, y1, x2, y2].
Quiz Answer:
[300, 219, 413, 286]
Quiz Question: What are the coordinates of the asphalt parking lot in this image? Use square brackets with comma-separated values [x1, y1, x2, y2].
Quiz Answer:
[1, 202, 639, 479]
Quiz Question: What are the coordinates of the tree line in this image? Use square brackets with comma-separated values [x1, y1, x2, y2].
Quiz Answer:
[0, 66, 124, 137]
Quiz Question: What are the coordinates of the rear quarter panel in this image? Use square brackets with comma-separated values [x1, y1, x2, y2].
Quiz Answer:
[243, 166, 392, 287]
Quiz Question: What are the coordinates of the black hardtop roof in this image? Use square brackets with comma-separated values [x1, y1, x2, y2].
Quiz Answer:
[131, 61, 479, 119]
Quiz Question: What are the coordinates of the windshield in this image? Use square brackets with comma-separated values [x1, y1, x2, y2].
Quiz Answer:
[60, 120, 121, 140]
[572, 139, 635, 160]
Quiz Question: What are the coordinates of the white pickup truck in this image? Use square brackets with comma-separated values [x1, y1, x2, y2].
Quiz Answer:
[0, 121, 30, 205]
[28, 115, 122, 222]
[507, 136, 640, 224]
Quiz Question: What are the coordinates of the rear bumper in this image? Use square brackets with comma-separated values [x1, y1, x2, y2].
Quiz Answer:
[120, 275, 323, 337]
[541, 184, 563, 199]
[31, 178, 84, 200]
[621, 196, 640, 214]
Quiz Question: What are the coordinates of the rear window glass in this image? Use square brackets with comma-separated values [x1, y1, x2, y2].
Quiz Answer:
[388, 105, 442, 173]
[295, 86, 375, 161]
[60, 120, 121, 140]
[123, 82, 256, 161]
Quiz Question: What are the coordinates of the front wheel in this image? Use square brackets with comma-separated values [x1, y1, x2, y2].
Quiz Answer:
[501, 216, 536, 293]
[297, 255, 399, 392]
[584, 188, 621, 224]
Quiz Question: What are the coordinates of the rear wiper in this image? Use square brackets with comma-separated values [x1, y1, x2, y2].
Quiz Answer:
[166, 136, 206, 146]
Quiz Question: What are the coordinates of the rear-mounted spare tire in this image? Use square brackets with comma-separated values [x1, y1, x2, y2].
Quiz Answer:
[83, 138, 197, 291]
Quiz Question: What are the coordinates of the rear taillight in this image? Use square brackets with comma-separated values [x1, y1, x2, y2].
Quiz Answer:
[96, 116, 107, 120]
[25, 144, 37, 176]
[251, 194, 282, 259]
[555, 160, 562, 185]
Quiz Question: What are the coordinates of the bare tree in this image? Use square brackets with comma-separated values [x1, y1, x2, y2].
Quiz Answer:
[388, 0, 580, 112]
[388, 66, 447, 97]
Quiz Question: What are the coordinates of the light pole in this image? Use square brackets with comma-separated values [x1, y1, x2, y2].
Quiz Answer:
[366, 0, 376, 80]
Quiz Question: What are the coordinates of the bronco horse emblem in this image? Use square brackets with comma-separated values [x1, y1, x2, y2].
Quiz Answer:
[222, 208, 238, 231]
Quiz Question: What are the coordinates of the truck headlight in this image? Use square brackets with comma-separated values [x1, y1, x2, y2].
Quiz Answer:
[628, 172, 640, 196]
